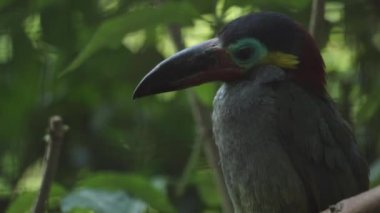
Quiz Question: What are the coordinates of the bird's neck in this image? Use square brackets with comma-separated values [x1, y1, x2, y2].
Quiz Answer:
[294, 29, 326, 95]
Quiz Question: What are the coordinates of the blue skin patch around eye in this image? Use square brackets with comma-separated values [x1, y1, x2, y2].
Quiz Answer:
[227, 38, 268, 69]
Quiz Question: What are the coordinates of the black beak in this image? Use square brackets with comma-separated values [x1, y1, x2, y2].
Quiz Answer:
[133, 38, 242, 99]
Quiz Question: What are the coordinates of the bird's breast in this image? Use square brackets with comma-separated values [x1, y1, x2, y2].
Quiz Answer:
[212, 75, 308, 212]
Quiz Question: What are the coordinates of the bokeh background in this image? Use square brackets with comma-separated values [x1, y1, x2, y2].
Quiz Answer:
[1, 0, 380, 212]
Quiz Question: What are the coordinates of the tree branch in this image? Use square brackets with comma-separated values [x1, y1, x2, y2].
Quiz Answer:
[309, 0, 325, 40]
[32, 115, 69, 213]
[167, 24, 233, 213]
[321, 186, 380, 213]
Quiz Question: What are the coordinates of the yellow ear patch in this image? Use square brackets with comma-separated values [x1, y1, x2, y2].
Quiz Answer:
[262, 52, 299, 69]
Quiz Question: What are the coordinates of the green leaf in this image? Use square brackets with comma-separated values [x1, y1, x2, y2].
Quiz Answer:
[49, 183, 68, 209]
[6, 184, 67, 213]
[15, 159, 44, 192]
[6, 192, 36, 213]
[77, 172, 175, 213]
[60, 1, 199, 76]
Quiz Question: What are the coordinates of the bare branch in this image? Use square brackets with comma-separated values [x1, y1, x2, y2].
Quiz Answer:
[32, 115, 69, 213]
[321, 186, 380, 213]
[309, 0, 325, 39]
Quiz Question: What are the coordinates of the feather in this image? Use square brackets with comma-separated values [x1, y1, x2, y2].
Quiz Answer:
[213, 65, 368, 212]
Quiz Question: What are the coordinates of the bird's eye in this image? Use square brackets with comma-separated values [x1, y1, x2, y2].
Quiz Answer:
[235, 47, 254, 61]
[228, 38, 267, 69]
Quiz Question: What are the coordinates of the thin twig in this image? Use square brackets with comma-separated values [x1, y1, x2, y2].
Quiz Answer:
[32, 115, 69, 213]
[309, 0, 325, 39]
[167, 25, 233, 213]
[309, 0, 325, 38]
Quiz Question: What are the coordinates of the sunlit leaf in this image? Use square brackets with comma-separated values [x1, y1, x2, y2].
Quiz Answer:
[182, 18, 213, 47]
[322, 30, 354, 73]
[223, 5, 253, 22]
[325, 2, 344, 23]
[15, 159, 44, 192]
[155, 25, 176, 57]
[122, 30, 146, 53]
[61, 1, 199, 76]
[0, 33, 12, 63]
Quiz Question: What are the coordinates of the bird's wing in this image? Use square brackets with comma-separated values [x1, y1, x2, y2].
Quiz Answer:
[274, 82, 369, 211]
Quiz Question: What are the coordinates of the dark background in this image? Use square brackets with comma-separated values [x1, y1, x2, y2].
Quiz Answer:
[1, 0, 380, 212]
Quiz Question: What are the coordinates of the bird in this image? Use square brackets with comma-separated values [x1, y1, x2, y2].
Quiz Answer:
[133, 12, 369, 213]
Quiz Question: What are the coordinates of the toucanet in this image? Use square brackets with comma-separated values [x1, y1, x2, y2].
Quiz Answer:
[134, 12, 369, 213]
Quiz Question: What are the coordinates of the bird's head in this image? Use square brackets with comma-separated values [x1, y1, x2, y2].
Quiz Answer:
[133, 12, 325, 99]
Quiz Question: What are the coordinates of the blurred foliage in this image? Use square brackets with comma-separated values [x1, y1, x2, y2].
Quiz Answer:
[76, 172, 175, 212]
[0, 0, 380, 212]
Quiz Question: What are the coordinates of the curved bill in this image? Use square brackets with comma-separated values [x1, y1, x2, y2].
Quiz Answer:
[133, 38, 242, 99]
